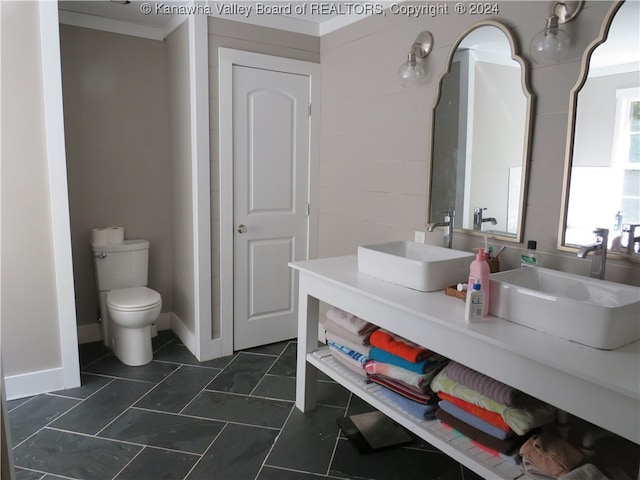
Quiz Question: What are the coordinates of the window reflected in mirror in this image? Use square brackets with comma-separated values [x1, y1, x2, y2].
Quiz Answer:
[428, 22, 533, 243]
[562, 1, 640, 254]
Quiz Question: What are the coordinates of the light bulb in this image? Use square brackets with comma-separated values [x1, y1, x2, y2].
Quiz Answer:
[529, 14, 572, 65]
[398, 53, 426, 88]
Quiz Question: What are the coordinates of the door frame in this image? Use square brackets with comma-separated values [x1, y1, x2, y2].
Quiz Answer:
[218, 48, 320, 355]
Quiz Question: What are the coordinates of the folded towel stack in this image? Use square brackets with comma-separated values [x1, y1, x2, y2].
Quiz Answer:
[431, 362, 557, 457]
[520, 432, 584, 478]
[364, 329, 448, 419]
[324, 308, 377, 377]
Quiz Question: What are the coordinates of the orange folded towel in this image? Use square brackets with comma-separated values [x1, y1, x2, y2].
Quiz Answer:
[437, 392, 512, 433]
[369, 329, 430, 363]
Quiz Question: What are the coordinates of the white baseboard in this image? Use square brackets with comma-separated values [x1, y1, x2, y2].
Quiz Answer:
[4, 367, 66, 401]
[77, 312, 173, 344]
[6, 313, 210, 400]
[170, 313, 197, 353]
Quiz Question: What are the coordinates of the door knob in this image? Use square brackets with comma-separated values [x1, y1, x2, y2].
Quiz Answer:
[236, 224, 247, 234]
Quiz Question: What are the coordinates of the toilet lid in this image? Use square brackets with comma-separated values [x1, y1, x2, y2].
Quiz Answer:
[107, 287, 161, 311]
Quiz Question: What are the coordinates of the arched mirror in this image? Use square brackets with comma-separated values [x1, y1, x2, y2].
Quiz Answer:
[560, 1, 640, 256]
[428, 21, 533, 242]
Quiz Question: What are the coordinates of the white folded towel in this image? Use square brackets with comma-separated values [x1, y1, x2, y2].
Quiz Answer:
[326, 307, 377, 336]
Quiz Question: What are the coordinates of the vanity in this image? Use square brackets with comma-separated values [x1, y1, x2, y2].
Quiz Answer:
[291, 256, 640, 479]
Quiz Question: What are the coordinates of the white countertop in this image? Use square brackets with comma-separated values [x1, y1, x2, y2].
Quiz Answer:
[291, 255, 640, 443]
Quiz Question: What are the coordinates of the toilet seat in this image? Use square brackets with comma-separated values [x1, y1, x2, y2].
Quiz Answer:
[107, 287, 161, 312]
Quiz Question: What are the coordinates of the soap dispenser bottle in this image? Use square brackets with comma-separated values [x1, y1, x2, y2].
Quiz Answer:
[468, 248, 490, 316]
[465, 281, 485, 323]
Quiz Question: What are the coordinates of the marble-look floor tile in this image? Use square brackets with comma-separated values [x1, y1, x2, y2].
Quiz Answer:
[205, 352, 275, 394]
[154, 342, 235, 369]
[253, 375, 350, 408]
[78, 341, 111, 369]
[186, 423, 278, 480]
[267, 342, 298, 377]
[266, 404, 345, 475]
[83, 357, 179, 383]
[7, 397, 33, 412]
[99, 408, 225, 454]
[184, 390, 293, 429]
[13, 428, 141, 480]
[9, 395, 80, 445]
[330, 438, 463, 480]
[268, 342, 332, 381]
[151, 330, 178, 352]
[115, 447, 200, 480]
[14, 468, 46, 480]
[50, 379, 153, 435]
[258, 466, 341, 480]
[50, 373, 113, 400]
[244, 340, 291, 356]
[135, 365, 221, 413]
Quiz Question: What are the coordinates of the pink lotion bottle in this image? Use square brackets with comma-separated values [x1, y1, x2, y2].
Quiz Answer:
[468, 248, 490, 317]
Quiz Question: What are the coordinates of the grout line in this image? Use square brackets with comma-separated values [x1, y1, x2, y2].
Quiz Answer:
[10, 378, 117, 450]
[44, 425, 204, 458]
[177, 367, 226, 415]
[181, 422, 229, 480]
[264, 464, 346, 479]
[128, 364, 184, 408]
[110, 445, 146, 480]
[248, 342, 293, 397]
[152, 359, 226, 371]
[131, 404, 285, 432]
[255, 395, 297, 480]
[326, 391, 354, 475]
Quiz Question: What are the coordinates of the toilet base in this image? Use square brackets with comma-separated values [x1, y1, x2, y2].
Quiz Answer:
[112, 324, 153, 366]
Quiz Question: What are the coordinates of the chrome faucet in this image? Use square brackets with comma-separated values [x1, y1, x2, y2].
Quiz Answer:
[577, 228, 609, 280]
[473, 207, 497, 231]
[428, 209, 455, 248]
[622, 224, 640, 254]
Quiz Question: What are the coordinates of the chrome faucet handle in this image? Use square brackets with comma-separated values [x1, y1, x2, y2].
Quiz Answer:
[622, 224, 640, 254]
[593, 227, 609, 246]
[444, 209, 454, 224]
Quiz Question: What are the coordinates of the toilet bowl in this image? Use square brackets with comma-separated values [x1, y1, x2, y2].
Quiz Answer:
[106, 287, 162, 366]
[91, 237, 162, 367]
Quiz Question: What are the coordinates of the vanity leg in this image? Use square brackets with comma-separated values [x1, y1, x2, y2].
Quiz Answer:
[295, 275, 319, 412]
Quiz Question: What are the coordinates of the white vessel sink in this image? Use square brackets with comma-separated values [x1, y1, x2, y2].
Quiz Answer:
[357, 241, 474, 292]
[489, 267, 640, 350]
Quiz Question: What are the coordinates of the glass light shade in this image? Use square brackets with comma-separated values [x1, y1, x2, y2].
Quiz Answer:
[398, 54, 426, 88]
[529, 24, 572, 65]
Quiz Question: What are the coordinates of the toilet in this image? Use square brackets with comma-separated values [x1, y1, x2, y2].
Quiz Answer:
[91, 239, 162, 366]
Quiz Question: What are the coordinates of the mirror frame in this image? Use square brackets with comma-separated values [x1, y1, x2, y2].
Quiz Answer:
[557, 1, 637, 259]
[426, 20, 534, 243]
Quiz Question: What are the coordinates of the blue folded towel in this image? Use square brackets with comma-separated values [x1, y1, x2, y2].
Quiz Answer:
[438, 400, 512, 440]
[377, 385, 438, 420]
[327, 340, 369, 364]
[369, 347, 431, 374]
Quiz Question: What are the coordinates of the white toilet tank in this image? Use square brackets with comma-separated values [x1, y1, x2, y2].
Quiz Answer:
[91, 239, 150, 291]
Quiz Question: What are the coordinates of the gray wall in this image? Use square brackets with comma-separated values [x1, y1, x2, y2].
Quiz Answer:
[207, 17, 320, 337]
[166, 21, 195, 333]
[1, 1, 63, 377]
[319, 1, 639, 285]
[60, 25, 173, 333]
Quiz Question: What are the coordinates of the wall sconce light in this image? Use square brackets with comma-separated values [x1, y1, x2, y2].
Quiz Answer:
[398, 31, 434, 87]
[529, 1, 584, 65]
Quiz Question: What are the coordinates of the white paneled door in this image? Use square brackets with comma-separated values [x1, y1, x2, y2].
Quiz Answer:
[232, 65, 310, 351]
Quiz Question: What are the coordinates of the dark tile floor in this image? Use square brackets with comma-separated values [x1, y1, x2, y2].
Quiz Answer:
[8, 331, 481, 480]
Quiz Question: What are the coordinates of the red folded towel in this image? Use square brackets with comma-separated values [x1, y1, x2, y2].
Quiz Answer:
[369, 329, 430, 363]
[437, 392, 512, 433]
